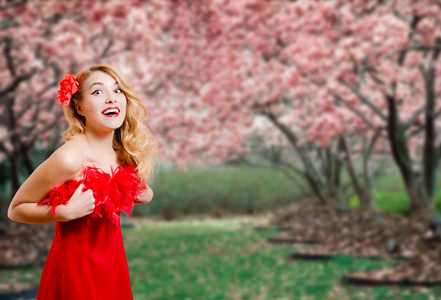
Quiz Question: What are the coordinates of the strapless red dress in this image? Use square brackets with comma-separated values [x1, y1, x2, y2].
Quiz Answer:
[36, 165, 146, 300]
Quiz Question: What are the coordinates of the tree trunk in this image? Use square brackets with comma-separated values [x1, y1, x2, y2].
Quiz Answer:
[360, 131, 379, 211]
[340, 135, 376, 211]
[358, 188, 375, 211]
[406, 179, 434, 221]
[329, 147, 343, 208]
[9, 155, 20, 197]
[304, 174, 327, 205]
[0, 191, 6, 221]
[385, 94, 433, 220]
[360, 161, 376, 211]
[420, 62, 437, 221]
[23, 147, 35, 175]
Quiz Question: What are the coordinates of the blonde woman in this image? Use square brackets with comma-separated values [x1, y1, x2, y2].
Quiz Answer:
[8, 64, 158, 300]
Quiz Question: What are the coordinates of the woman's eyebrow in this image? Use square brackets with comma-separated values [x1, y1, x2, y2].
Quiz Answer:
[89, 82, 118, 90]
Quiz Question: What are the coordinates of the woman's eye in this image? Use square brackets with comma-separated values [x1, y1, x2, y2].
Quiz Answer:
[92, 90, 103, 95]
[115, 89, 122, 93]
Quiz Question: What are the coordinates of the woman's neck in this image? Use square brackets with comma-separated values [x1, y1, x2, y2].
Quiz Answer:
[83, 129, 115, 158]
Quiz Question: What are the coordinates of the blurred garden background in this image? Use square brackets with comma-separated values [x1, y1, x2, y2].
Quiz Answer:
[2, 0, 441, 299]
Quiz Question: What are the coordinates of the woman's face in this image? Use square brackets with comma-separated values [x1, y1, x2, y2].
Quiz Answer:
[76, 71, 127, 133]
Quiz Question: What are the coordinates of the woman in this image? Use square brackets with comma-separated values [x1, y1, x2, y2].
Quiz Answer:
[8, 64, 158, 300]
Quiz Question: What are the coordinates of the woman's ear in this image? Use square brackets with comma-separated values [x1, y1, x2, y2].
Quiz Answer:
[75, 102, 84, 116]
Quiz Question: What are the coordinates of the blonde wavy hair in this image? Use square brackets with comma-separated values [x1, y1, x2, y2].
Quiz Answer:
[62, 64, 158, 184]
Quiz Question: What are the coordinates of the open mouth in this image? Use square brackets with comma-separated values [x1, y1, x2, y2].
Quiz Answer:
[102, 107, 120, 117]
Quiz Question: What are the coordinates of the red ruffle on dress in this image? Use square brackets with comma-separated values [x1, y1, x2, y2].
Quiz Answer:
[36, 165, 146, 300]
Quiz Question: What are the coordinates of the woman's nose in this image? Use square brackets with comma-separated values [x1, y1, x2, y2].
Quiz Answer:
[105, 97, 116, 103]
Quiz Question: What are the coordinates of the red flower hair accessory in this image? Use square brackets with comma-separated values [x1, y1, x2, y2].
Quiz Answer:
[56, 72, 79, 106]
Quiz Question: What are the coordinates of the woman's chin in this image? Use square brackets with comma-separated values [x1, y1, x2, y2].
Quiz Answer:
[102, 118, 125, 130]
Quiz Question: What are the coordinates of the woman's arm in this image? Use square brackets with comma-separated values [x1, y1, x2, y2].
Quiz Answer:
[134, 186, 153, 204]
[7, 145, 95, 224]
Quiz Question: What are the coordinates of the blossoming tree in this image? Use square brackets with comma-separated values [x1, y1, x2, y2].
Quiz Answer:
[144, 0, 441, 220]
[2, 0, 441, 222]
[139, 1, 384, 209]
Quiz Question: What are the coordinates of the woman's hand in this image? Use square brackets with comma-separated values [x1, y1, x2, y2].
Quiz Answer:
[134, 187, 153, 205]
[56, 184, 96, 221]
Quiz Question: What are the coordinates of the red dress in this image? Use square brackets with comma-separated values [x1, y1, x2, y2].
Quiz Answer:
[36, 165, 146, 300]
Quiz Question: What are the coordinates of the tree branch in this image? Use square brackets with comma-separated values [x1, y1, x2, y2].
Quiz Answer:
[0, 69, 37, 99]
[341, 81, 388, 121]
[385, 45, 441, 60]
[332, 92, 387, 138]
[263, 110, 326, 187]
[408, 103, 441, 137]
[403, 104, 426, 130]
[3, 37, 15, 77]
[365, 128, 382, 160]
[0, 0, 28, 11]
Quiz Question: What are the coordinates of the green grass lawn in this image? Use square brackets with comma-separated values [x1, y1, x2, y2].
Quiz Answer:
[2, 218, 441, 300]
[349, 190, 441, 216]
[124, 218, 441, 300]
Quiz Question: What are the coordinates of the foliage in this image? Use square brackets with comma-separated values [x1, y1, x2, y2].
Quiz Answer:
[133, 166, 302, 219]
[131, 164, 441, 219]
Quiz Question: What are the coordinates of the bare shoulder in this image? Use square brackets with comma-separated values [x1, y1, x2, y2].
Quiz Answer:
[49, 142, 84, 171]
[10, 139, 87, 206]
[43, 140, 86, 182]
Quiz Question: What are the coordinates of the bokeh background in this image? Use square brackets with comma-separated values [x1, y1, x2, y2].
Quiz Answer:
[2, 0, 441, 299]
